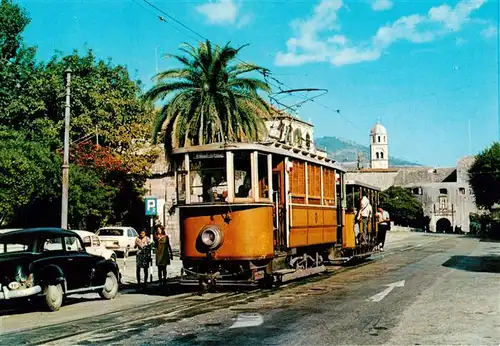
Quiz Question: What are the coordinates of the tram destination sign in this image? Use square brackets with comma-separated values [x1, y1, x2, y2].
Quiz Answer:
[193, 152, 225, 160]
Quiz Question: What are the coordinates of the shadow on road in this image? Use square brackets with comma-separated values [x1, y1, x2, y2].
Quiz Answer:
[442, 255, 500, 273]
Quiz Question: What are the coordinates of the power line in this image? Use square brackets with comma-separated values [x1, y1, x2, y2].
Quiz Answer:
[137, 0, 356, 130]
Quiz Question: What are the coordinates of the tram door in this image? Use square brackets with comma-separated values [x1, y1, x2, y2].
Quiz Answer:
[272, 170, 286, 250]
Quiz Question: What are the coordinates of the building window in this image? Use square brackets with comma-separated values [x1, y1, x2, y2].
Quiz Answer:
[439, 196, 448, 210]
[378, 136, 381, 142]
[412, 187, 422, 195]
[380, 152, 384, 159]
[439, 188, 448, 195]
[376, 152, 379, 159]
[293, 128, 303, 148]
[373, 135, 376, 143]
[459, 187, 465, 194]
[305, 133, 311, 149]
[384, 136, 386, 142]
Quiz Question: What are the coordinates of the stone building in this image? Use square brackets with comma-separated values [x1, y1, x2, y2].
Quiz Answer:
[345, 121, 478, 233]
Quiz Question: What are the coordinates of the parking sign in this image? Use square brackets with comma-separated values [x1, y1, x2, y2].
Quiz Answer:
[145, 197, 158, 216]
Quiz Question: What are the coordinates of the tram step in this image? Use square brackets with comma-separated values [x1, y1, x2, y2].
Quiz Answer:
[274, 269, 296, 275]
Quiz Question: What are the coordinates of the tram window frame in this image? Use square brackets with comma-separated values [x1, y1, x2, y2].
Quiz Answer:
[175, 155, 187, 204]
[189, 152, 228, 204]
[234, 151, 254, 202]
[322, 167, 336, 207]
[257, 153, 271, 201]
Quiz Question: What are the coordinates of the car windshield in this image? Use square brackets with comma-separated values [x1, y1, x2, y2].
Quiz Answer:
[97, 229, 124, 236]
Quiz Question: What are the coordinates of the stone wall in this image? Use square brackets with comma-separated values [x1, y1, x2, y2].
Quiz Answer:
[344, 158, 478, 233]
[345, 171, 399, 190]
[404, 182, 476, 233]
[144, 146, 181, 250]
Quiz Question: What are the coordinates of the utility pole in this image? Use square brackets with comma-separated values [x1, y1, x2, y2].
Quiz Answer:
[61, 68, 72, 229]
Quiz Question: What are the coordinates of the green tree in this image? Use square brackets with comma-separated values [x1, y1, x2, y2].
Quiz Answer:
[145, 40, 272, 156]
[0, 1, 165, 231]
[468, 142, 500, 210]
[0, 130, 57, 225]
[380, 186, 424, 228]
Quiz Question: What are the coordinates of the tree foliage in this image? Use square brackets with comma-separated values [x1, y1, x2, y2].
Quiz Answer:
[468, 142, 500, 210]
[145, 40, 271, 157]
[0, 130, 57, 224]
[0, 1, 157, 230]
[380, 186, 424, 227]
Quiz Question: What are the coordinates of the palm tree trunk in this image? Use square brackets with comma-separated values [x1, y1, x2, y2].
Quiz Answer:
[199, 104, 204, 145]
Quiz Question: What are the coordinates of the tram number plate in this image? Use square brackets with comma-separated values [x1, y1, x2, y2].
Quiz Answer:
[253, 270, 265, 280]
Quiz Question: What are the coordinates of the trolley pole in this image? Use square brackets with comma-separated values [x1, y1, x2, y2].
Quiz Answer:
[61, 68, 72, 229]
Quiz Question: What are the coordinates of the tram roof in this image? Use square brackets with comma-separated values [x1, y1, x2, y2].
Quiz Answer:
[345, 180, 381, 191]
[172, 141, 346, 172]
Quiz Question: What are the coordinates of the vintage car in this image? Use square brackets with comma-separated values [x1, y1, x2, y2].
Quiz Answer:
[0, 228, 120, 311]
[72, 230, 117, 262]
[96, 226, 139, 255]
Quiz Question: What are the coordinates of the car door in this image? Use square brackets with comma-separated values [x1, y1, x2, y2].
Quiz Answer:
[37, 236, 69, 284]
[63, 236, 96, 289]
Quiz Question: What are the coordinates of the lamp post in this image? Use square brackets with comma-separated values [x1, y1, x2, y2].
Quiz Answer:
[61, 68, 72, 229]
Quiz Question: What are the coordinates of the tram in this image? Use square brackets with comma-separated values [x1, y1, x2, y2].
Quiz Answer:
[173, 142, 381, 289]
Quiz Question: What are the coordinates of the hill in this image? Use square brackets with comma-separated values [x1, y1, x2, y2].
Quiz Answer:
[315, 136, 421, 167]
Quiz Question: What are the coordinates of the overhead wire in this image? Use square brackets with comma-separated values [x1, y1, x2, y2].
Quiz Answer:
[136, 0, 357, 130]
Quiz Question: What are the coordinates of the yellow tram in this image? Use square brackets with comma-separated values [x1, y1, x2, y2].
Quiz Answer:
[173, 142, 381, 289]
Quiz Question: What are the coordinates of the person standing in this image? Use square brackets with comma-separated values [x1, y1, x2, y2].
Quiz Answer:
[376, 207, 390, 251]
[154, 225, 173, 285]
[134, 229, 152, 289]
[357, 194, 372, 245]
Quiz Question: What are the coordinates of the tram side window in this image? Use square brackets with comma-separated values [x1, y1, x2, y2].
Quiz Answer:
[258, 153, 269, 199]
[175, 156, 186, 203]
[190, 154, 228, 203]
[346, 190, 360, 213]
[234, 151, 253, 198]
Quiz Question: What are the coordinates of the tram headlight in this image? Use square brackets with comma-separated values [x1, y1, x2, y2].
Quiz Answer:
[199, 226, 223, 250]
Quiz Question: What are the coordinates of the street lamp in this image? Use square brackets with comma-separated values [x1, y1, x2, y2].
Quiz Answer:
[61, 68, 72, 229]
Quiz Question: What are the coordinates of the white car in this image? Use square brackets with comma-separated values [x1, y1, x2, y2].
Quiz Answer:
[96, 226, 138, 256]
[72, 230, 117, 262]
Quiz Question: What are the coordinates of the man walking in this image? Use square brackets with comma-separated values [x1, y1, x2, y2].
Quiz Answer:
[376, 207, 390, 251]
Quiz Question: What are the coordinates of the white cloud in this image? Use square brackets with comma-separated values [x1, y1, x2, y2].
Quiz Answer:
[481, 24, 498, 38]
[275, 0, 489, 67]
[456, 37, 467, 46]
[371, 0, 393, 11]
[195, 0, 251, 27]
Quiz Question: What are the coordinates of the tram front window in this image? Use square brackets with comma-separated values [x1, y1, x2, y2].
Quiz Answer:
[234, 151, 252, 198]
[190, 153, 228, 203]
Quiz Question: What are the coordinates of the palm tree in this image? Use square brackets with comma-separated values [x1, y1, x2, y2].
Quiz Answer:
[145, 40, 272, 156]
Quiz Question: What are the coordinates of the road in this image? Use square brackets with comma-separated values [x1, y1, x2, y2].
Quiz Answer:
[1, 232, 499, 345]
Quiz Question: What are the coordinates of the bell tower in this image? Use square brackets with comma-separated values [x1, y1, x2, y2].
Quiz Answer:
[370, 120, 388, 169]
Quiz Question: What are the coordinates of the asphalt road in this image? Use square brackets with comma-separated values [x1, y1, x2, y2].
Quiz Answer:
[1, 233, 499, 345]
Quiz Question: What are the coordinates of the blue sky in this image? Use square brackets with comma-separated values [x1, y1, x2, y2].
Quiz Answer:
[19, 0, 499, 167]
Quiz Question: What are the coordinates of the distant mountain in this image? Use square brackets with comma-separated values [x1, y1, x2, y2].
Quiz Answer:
[315, 136, 421, 167]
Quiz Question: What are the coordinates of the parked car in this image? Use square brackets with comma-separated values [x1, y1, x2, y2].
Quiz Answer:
[71, 230, 117, 262]
[0, 228, 120, 311]
[96, 226, 139, 256]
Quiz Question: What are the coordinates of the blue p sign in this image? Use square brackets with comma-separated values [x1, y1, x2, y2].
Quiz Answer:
[145, 197, 158, 216]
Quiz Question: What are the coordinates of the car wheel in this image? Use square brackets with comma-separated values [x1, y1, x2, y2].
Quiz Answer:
[99, 271, 119, 300]
[44, 283, 63, 311]
[110, 254, 117, 262]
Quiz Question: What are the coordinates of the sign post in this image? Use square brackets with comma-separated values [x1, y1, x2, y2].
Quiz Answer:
[145, 197, 158, 283]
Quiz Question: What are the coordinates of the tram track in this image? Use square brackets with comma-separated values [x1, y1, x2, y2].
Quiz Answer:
[3, 237, 443, 345]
